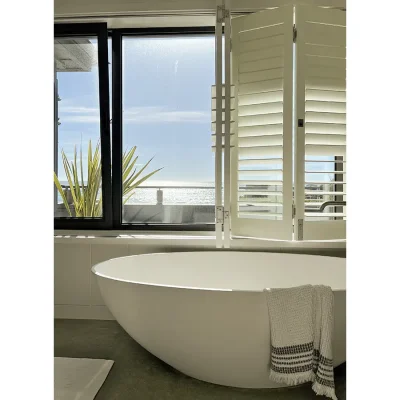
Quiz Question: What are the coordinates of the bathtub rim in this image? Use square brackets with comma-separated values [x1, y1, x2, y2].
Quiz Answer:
[91, 251, 346, 293]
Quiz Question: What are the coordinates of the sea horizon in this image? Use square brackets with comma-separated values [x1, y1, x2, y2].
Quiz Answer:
[58, 180, 215, 188]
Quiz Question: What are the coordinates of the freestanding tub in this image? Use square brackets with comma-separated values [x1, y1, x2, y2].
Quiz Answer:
[92, 251, 346, 389]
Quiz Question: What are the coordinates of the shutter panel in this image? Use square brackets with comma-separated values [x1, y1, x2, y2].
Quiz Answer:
[295, 5, 346, 240]
[230, 6, 294, 240]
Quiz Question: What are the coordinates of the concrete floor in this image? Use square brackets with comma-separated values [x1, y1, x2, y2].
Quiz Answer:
[54, 319, 346, 400]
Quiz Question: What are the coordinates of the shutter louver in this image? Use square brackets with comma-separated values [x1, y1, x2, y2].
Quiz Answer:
[230, 6, 293, 240]
[295, 5, 346, 240]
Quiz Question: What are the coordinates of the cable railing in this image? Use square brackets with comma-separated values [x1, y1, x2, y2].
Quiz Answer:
[60, 184, 215, 206]
[59, 184, 342, 213]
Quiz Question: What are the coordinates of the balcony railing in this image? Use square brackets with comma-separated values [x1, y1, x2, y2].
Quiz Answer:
[60, 184, 215, 206]
[57, 184, 343, 222]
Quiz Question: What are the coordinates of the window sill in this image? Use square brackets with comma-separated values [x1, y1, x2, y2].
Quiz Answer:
[54, 230, 346, 250]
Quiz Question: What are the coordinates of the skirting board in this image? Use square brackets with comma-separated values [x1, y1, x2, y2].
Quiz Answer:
[55, 305, 115, 320]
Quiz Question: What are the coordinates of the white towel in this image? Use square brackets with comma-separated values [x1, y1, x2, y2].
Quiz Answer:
[265, 285, 337, 400]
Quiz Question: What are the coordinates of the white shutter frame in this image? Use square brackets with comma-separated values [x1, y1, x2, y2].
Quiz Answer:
[223, 0, 232, 248]
[214, 0, 224, 248]
[230, 6, 294, 240]
[214, 0, 233, 248]
[294, 5, 346, 240]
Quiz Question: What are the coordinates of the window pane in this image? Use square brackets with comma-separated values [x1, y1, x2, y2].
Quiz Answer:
[54, 37, 103, 218]
[122, 35, 215, 224]
[304, 156, 345, 221]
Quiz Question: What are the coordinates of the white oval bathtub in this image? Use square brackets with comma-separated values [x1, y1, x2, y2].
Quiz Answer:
[92, 251, 346, 389]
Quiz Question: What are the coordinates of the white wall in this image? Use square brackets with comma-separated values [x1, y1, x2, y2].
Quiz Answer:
[54, 237, 345, 320]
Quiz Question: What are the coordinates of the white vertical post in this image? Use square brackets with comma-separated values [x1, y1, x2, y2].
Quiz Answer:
[294, 5, 305, 240]
[223, 0, 231, 248]
[156, 188, 163, 205]
[215, 0, 224, 248]
[54, 62, 59, 209]
[282, 5, 294, 240]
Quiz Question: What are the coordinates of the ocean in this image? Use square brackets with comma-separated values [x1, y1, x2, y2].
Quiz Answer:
[57, 182, 215, 205]
[126, 187, 215, 205]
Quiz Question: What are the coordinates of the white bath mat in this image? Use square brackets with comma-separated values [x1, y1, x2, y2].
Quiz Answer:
[54, 357, 114, 400]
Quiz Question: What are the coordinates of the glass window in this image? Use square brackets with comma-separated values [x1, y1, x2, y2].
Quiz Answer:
[305, 156, 345, 221]
[54, 37, 103, 218]
[121, 35, 215, 225]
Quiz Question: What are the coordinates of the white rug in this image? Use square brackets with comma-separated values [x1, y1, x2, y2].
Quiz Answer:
[54, 357, 114, 400]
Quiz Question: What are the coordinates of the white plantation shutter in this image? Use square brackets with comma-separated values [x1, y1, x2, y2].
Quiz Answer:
[294, 5, 346, 240]
[230, 6, 294, 240]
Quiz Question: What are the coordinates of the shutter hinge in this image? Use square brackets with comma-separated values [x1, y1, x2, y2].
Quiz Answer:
[292, 203, 296, 219]
[224, 209, 230, 224]
[216, 206, 224, 224]
[293, 24, 297, 43]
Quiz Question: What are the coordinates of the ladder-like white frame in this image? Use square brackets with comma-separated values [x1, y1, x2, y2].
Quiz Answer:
[215, 0, 232, 248]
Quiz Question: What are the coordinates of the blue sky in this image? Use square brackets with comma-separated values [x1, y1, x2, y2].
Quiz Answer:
[57, 35, 215, 185]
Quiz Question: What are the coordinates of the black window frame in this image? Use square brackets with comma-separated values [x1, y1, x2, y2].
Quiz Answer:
[54, 23, 112, 230]
[54, 24, 216, 231]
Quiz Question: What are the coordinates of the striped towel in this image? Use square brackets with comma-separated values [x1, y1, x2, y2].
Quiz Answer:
[265, 285, 337, 400]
